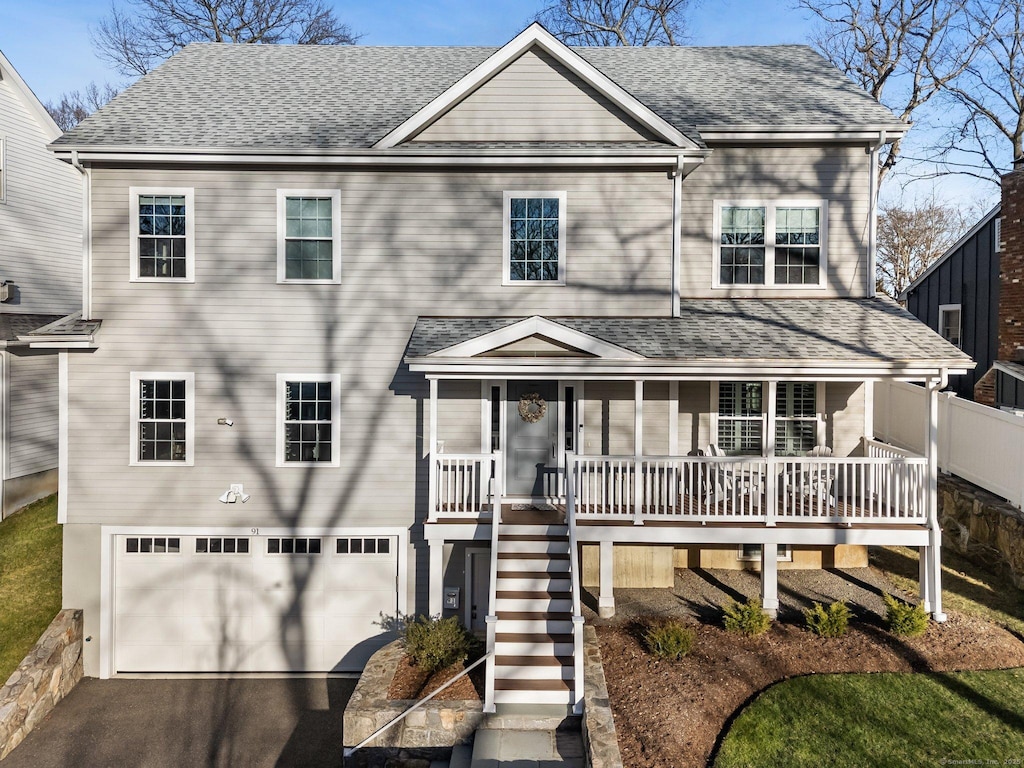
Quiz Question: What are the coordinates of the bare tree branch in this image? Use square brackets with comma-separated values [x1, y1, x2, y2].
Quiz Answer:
[534, 0, 692, 46]
[93, 0, 360, 77]
[45, 82, 121, 132]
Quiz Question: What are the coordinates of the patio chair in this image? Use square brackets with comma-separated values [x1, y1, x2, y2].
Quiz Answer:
[793, 445, 836, 507]
[701, 444, 761, 506]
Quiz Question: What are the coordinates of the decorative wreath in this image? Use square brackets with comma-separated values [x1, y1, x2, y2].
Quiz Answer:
[517, 392, 548, 423]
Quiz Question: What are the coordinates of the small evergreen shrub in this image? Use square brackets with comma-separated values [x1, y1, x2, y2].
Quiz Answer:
[643, 620, 696, 660]
[723, 599, 772, 636]
[883, 593, 929, 637]
[401, 615, 473, 674]
[803, 600, 851, 638]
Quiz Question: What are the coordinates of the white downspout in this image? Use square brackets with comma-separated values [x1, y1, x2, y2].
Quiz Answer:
[70, 151, 91, 320]
[866, 131, 886, 299]
[670, 157, 683, 318]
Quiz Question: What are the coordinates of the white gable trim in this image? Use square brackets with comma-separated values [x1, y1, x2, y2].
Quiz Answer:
[374, 23, 695, 150]
[0, 50, 62, 141]
[430, 317, 645, 360]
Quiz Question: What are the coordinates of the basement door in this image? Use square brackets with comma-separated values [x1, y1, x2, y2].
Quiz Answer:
[113, 534, 397, 673]
[506, 380, 558, 497]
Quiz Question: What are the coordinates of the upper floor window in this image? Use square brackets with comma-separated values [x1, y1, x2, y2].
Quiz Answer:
[503, 191, 566, 285]
[129, 187, 195, 282]
[129, 372, 195, 466]
[939, 304, 962, 348]
[715, 201, 827, 288]
[277, 190, 342, 283]
[276, 373, 341, 467]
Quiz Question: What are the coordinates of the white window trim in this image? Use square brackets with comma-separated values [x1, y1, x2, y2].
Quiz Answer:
[712, 199, 829, 290]
[710, 380, 826, 457]
[0, 137, 6, 204]
[129, 187, 195, 283]
[276, 373, 342, 467]
[502, 190, 567, 286]
[276, 189, 342, 284]
[128, 371, 195, 467]
[939, 303, 963, 348]
[738, 543, 793, 562]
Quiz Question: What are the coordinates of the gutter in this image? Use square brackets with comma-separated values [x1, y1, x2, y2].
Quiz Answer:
[866, 131, 887, 299]
[70, 151, 92, 320]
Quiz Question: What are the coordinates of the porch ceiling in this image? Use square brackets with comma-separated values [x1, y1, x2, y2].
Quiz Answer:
[405, 298, 973, 378]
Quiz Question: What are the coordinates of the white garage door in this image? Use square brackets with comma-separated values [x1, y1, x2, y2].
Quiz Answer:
[114, 534, 398, 673]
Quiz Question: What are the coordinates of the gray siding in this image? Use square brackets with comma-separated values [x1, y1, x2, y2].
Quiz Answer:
[0, 74, 81, 314]
[7, 351, 58, 478]
[412, 48, 656, 143]
[680, 145, 871, 298]
[996, 370, 1024, 410]
[826, 382, 865, 457]
[905, 215, 999, 400]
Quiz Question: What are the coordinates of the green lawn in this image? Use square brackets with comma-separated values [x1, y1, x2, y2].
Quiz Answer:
[0, 495, 61, 683]
[714, 669, 1024, 768]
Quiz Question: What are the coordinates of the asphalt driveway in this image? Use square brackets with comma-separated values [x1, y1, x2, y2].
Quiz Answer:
[3, 676, 357, 768]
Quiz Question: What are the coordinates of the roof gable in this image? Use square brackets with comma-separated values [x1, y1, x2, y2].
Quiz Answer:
[429, 316, 644, 359]
[0, 50, 61, 141]
[375, 23, 694, 150]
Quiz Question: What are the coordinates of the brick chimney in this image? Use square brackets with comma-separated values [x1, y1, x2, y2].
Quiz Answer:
[999, 162, 1024, 363]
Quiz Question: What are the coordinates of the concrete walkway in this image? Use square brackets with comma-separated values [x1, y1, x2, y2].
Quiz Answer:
[469, 727, 585, 767]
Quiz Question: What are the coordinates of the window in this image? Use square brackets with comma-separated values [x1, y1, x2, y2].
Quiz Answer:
[196, 537, 250, 554]
[503, 191, 567, 285]
[277, 189, 341, 283]
[267, 537, 322, 555]
[775, 383, 818, 456]
[276, 374, 341, 466]
[738, 544, 793, 562]
[126, 537, 181, 554]
[715, 201, 827, 288]
[995, 217, 1002, 253]
[129, 372, 195, 466]
[129, 188, 195, 281]
[336, 537, 391, 554]
[717, 381, 763, 455]
[939, 304, 962, 348]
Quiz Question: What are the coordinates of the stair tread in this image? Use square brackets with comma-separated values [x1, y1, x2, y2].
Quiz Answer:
[497, 570, 571, 579]
[497, 611, 574, 619]
[495, 678, 574, 691]
[496, 590, 573, 599]
[496, 632, 574, 642]
[496, 655, 574, 666]
[497, 552, 569, 559]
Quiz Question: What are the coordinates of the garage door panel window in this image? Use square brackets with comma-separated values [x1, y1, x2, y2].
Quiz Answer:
[267, 537, 322, 555]
[277, 374, 341, 467]
[126, 536, 181, 554]
[196, 537, 250, 554]
[130, 372, 195, 466]
[336, 537, 391, 554]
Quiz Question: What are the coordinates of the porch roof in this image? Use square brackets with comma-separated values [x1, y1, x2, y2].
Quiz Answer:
[405, 298, 973, 376]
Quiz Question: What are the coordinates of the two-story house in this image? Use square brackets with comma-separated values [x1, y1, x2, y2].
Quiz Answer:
[50, 25, 971, 712]
[0, 50, 82, 518]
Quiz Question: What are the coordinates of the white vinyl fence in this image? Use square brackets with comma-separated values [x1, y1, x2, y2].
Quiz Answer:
[874, 380, 1024, 508]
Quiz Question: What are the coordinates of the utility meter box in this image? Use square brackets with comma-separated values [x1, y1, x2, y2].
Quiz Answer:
[443, 587, 460, 610]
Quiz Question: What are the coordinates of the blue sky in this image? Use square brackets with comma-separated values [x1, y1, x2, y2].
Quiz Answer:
[0, 0, 998, 207]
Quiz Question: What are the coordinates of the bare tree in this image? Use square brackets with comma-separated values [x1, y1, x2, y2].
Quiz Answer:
[45, 82, 121, 132]
[876, 195, 973, 298]
[939, 0, 1024, 182]
[93, 0, 359, 77]
[800, 0, 987, 190]
[534, 0, 692, 46]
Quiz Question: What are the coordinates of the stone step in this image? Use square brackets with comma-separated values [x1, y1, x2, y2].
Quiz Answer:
[470, 726, 585, 768]
[449, 743, 473, 768]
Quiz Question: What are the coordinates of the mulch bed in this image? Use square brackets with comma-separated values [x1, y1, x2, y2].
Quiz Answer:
[597, 611, 1024, 768]
[386, 655, 484, 701]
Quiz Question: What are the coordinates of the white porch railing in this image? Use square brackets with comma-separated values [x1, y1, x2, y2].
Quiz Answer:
[567, 450, 928, 526]
[431, 453, 498, 519]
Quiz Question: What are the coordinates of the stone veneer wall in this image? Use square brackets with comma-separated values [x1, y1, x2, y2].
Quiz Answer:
[0, 609, 83, 760]
[939, 475, 1024, 588]
[582, 626, 623, 768]
[343, 640, 485, 767]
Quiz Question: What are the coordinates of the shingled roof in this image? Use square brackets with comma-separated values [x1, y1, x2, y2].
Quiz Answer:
[405, 298, 973, 367]
[53, 41, 902, 152]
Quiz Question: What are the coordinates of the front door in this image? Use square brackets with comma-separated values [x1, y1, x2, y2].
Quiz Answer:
[507, 380, 558, 497]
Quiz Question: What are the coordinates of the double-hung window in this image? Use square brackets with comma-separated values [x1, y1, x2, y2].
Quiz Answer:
[716, 381, 763, 456]
[939, 304, 962, 348]
[129, 372, 195, 465]
[276, 374, 341, 466]
[775, 382, 819, 456]
[716, 201, 827, 288]
[277, 190, 341, 283]
[503, 191, 566, 285]
[129, 188, 194, 281]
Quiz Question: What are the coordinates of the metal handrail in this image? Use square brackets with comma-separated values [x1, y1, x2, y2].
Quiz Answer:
[483, 450, 502, 713]
[566, 452, 585, 715]
[343, 650, 493, 760]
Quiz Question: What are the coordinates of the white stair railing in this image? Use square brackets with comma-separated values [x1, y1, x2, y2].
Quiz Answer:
[566, 451, 585, 715]
[483, 450, 502, 714]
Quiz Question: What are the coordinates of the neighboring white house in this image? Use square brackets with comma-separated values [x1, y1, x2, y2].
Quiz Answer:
[49, 25, 971, 711]
[0, 50, 82, 517]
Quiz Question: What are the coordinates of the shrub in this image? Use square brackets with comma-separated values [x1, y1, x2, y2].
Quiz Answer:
[883, 593, 929, 637]
[723, 599, 772, 636]
[401, 615, 474, 674]
[643, 620, 696, 660]
[803, 600, 851, 638]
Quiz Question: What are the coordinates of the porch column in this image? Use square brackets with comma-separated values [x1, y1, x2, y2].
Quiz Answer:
[760, 543, 779, 618]
[599, 541, 615, 618]
[924, 377, 947, 621]
[634, 380, 644, 524]
[428, 378, 438, 520]
[429, 541, 444, 617]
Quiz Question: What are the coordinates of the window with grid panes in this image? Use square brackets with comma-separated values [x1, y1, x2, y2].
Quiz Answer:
[775, 382, 818, 456]
[774, 207, 820, 284]
[717, 382, 763, 455]
[719, 207, 766, 284]
[283, 381, 333, 462]
[507, 195, 562, 282]
[137, 194, 187, 278]
[717, 202, 824, 286]
[284, 196, 334, 279]
[138, 379, 188, 461]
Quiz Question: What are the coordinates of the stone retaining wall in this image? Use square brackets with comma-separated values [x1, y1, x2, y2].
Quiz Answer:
[582, 626, 623, 768]
[0, 609, 83, 760]
[939, 475, 1024, 588]
[343, 640, 485, 767]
